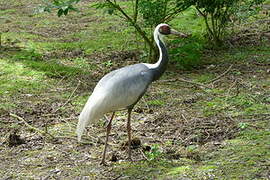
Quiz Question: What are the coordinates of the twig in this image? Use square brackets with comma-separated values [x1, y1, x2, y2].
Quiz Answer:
[158, 65, 233, 89]
[158, 77, 209, 88]
[181, 114, 188, 123]
[55, 75, 67, 86]
[139, 149, 149, 161]
[9, 113, 55, 139]
[206, 64, 233, 84]
[53, 80, 81, 113]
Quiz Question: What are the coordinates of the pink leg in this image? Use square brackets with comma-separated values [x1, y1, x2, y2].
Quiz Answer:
[100, 112, 115, 165]
[127, 109, 132, 160]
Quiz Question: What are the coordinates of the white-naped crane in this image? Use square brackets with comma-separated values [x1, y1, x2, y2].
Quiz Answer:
[76, 24, 187, 165]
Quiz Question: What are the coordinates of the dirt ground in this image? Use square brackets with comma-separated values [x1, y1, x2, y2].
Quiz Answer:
[0, 0, 269, 179]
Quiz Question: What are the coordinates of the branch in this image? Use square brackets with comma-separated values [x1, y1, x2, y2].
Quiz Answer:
[10, 113, 55, 139]
[158, 65, 233, 89]
[133, 0, 139, 23]
[139, 149, 149, 161]
[158, 77, 209, 89]
[105, 0, 154, 52]
[164, 5, 189, 22]
[206, 64, 233, 84]
[196, 7, 214, 38]
[53, 80, 81, 113]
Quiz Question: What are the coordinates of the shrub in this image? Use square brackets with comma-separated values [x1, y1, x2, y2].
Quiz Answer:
[169, 36, 204, 69]
[176, 0, 266, 45]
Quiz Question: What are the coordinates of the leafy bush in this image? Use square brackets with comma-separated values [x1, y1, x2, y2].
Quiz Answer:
[176, 0, 266, 45]
[169, 36, 204, 69]
[37, 0, 80, 17]
[40, 0, 187, 62]
[95, 0, 186, 62]
[138, 0, 171, 27]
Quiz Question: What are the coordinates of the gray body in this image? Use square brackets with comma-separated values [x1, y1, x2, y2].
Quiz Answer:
[97, 63, 154, 110]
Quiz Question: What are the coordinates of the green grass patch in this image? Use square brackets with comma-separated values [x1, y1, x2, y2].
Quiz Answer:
[113, 160, 184, 179]
[200, 92, 269, 117]
[195, 73, 215, 83]
[10, 49, 86, 77]
[147, 99, 165, 106]
[157, 121, 269, 179]
[0, 9, 17, 15]
[205, 44, 270, 65]
[0, 58, 49, 96]
[204, 123, 270, 179]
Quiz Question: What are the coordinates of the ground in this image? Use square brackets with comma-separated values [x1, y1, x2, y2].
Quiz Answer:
[0, 0, 270, 179]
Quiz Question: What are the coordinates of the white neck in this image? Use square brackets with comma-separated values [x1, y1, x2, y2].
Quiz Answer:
[143, 24, 166, 69]
[153, 28, 165, 68]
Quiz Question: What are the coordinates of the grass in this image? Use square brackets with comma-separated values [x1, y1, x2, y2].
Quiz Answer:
[203, 122, 270, 179]
[114, 121, 269, 179]
[199, 92, 270, 117]
[0, 58, 49, 96]
[0, 0, 270, 179]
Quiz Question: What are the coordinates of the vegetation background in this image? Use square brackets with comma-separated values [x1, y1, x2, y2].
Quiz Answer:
[0, 0, 269, 179]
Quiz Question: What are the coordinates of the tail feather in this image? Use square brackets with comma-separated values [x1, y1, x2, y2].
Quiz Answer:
[76, 94, 105, 142]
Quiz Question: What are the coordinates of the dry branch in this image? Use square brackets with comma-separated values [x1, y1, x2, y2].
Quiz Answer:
[9, 113, 55, 139]
[53, 80, 81, 113]
[206, 64, 233, 84]
[158, 77, 209, 89]
[158, 64, 233, 89]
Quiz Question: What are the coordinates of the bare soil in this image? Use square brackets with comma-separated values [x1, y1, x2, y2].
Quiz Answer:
[0, 0, 269, 179]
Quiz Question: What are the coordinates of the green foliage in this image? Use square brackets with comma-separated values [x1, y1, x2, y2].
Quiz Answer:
[91, 1, 118, 15]
[186, 145, 198, 152]
[102, 60, 113, 67]
[170, 36, 204, 69]
[138, 0, 169, 27]
[145, 144, 163, 161]
[38, 0, 80, 17]
[176, 0, 266, 44]
[93, 0, 186, 62]
[238, 122, 249, 129]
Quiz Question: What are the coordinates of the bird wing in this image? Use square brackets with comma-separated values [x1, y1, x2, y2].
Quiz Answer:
[92, 63, 153, 112]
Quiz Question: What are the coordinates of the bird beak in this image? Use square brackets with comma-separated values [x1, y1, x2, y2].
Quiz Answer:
[170, 29, 188, 38]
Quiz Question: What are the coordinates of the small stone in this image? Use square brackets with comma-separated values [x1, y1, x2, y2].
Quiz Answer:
[110, 153, 118, 162]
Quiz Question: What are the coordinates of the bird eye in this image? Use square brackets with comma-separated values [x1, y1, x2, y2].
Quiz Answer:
[159, 25, 171, 35]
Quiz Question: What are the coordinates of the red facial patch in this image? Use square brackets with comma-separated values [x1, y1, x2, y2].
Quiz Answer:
[159, 25, 171, 35]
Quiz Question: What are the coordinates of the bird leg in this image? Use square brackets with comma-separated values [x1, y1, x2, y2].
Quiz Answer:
[127, 108, 132, 160]
[100, 112, 115, 165]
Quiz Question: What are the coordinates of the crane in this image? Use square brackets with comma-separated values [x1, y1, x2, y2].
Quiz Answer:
[76, 24, 187, 165]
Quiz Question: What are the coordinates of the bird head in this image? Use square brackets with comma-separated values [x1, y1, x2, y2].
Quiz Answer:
[156, 24, 188, 38]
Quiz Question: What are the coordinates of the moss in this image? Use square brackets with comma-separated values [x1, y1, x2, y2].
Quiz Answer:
[167, 165, 191, 175]
[1, 0, 269, 179]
